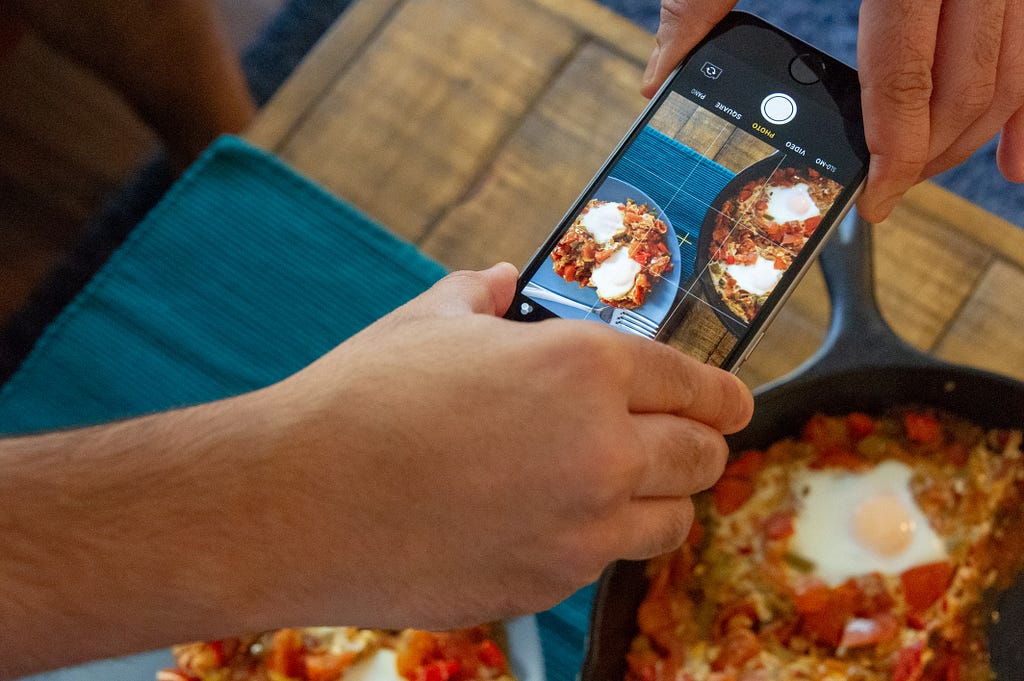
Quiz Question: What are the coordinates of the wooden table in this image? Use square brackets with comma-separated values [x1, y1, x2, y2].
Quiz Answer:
[246, 0, 1024, 389]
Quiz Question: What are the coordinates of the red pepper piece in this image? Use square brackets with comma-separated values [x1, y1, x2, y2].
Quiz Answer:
[904, 412, 942, 444]
[901, 561, 954, 613]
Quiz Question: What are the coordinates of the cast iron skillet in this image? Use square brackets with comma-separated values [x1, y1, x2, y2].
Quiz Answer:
[580, 210, 1024, 681]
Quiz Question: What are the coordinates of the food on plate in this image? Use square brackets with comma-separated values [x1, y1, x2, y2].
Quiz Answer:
[160, 625, 513, 681]
[707, 166, 841, 323]
[627, 410, 1024, 681]
[551, 198, 673, 309]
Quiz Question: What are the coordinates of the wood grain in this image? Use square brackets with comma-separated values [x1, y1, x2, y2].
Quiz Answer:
[271, 0, 580, 244]
[421, 42, 647, 270]
[246, 0, 1024, 391]
[936, 258, 1024, 381]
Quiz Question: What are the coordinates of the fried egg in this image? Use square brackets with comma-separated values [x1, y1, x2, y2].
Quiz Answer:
[724, 256, 784, 296]
[765, 183, 820, 224]
[790, 460, 948, 585]
[590, 246, 641, 301]
[344, 649, 403, 681]
[580, 201, 627, 244]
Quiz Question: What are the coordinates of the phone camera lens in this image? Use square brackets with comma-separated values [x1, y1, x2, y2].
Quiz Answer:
[789, 54, 821, 84]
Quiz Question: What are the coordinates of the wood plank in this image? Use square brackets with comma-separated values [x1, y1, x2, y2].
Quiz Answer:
[712, 128, 776, 174]
[648, 94, 697, 139]
[934, 258, 1024, 381]
[900, 182, 1024, 269]
[872, 210, 992, 352]
[273, 0, 580, 244]
[245, 0, 405, 150]
[419, 41, 647, 270]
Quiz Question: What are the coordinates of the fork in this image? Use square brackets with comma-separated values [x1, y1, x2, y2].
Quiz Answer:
[599, 306, 659, 339]
[521, 282, 659, 339]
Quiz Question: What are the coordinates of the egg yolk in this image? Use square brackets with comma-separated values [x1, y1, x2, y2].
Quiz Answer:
[852, 493, 915, 556]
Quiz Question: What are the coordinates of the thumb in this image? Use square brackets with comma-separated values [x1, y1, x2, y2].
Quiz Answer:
[403, 262, 519, 319]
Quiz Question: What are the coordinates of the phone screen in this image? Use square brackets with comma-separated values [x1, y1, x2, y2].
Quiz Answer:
[507, 14, 870, 370]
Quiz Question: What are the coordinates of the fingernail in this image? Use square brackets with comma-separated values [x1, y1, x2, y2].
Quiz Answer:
[642, 44, 661, 87]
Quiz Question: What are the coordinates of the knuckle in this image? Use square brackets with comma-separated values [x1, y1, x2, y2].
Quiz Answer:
[659, 0, 688, 25]
[684, 427, 729, 492]
[649, 500, 695, 556]
[878, 63, 934, 118]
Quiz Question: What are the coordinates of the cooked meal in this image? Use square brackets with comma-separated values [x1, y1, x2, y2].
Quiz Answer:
[708, 167, 842, 323]
[551, 198, 673, 309]
[627, 409, 1024, 681]
[160, 625, 513, 681]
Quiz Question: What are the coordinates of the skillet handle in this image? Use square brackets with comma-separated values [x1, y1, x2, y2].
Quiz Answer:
[769, 209, 942, 385]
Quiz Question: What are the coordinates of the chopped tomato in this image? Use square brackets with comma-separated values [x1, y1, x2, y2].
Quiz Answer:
[810, 445, 869, 471]
[266, 629, 306, 679]
[397, 631, 439, 680]
[305, 652, 357, 681]
[941, 654, 962, 681]
[710, 629, 761, 672]
[562, 265, 577, 282]
[636, 567, 676, 639]
[416, 660, 461, 681]
[725, 451, 764, 479]
[892, 641, 925, 681]
[904, 412, 942, 444]
[477, 640, 506, 671]
[800, 606, 848, 648]
[763, 511, 794, 540]
[791, 578, 830, 614]
[845, 412, 876, 440]
[838, 613, 899, 648]
[713, 476, 755, 516]
[686, 518, 705, 548]
[901, 561, 954, 613]
[801, 414, 848, 449]
[803, 215, 823, 235]
[798, 578, 867, 648]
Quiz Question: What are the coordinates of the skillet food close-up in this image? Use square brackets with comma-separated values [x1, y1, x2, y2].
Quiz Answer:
[627, 409, 1024, 681]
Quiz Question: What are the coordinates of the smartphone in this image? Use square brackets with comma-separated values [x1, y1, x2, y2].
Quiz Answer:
[505, 11, 870, 371]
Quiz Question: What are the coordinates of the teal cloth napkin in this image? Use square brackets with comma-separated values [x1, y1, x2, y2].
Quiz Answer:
[609, 126, 735, 278]
[0, 136, 447, 434]
[1, 135, 593, 681]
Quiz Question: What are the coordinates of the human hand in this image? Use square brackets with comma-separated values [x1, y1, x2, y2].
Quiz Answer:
[640, 0, 1024, 224]
[254, 263, 753, 630]
[855, 0, 1024, 221]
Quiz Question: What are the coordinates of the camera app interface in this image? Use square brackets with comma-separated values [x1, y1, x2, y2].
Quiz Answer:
[515, 43, 867, 367]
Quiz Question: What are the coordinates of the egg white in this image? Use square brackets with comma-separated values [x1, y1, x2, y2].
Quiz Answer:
[724, 256, 783, 296]
[765, 183, 820, 224]
[590, 247, 641, 301]
[790, 460, 948, 585]
[580, 201, 627, 245]
[343, 649, 403, 681]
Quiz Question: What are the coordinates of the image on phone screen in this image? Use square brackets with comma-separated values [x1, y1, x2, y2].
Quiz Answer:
[511, 26, 868, 370]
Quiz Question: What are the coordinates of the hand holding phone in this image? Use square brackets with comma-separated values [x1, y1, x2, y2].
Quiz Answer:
[506, 12, 869, 372]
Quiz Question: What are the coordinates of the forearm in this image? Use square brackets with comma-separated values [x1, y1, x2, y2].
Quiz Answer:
[0, 391, 284, 680]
